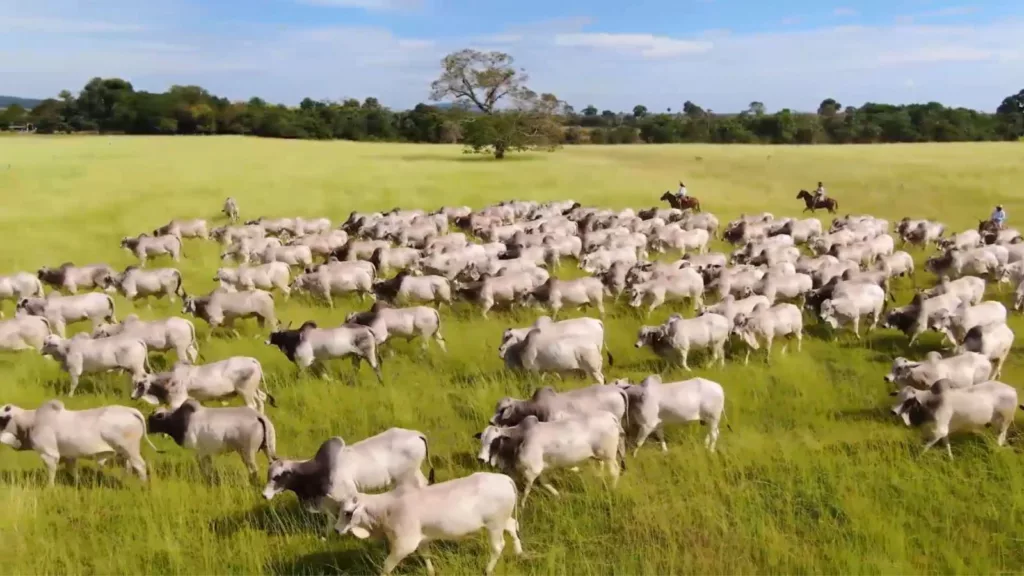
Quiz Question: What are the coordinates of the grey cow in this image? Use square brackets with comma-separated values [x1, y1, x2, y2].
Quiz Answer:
[182, 289, 277, 336]
[18, 293, 116, 337]
[37, 262, 115, 294]
[147, 399, 277, 477]
[93, 314, 199, 364]
[345, 302, 446, 352]
[0, 400, 158, 485]
[120, 233, 183, 266]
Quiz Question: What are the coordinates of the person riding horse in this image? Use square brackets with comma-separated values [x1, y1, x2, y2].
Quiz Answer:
[990, 205, 1007, 230]
[675, 182, 688, 201]
[813, 182, 826, 207]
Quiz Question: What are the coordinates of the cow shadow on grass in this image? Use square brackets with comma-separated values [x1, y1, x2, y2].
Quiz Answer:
[833, 406, 899, 425]
[0, 465, 129, 489]
[212, 501, 326, 538]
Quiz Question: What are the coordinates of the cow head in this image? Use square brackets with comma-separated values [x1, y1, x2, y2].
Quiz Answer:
[146, 399, 200, 446]
[0, 404, 33, 451]
[883, 357, 919, 385]
[634, 325, 664, 348]
[131, 372, 174, 406]
[40, 335, 68, 358]
[265, 321, 315, 362]
[731, 314, 760, 350]
[474, 425, 505, 464]
[888, 386, 933, 426]
[264, 436, 342, 509]
[818, 300, 839, 329]
[335, 497, 374, 540]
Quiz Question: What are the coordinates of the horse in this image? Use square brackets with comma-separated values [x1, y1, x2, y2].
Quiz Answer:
[660, 192, 701, 213]
[796, 190, 838, 214]
[978, 218, 1002, 235]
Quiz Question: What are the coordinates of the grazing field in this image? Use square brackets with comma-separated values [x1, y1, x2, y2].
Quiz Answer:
[3, 137, 1024, 575]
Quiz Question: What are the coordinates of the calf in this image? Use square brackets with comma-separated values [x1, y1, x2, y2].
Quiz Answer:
[102, 266, 184, 302]
[938, 229, 982, 252]
[182, 289, 277, 335]
[263, 430, 432, 514]
[291, 266, 374, 306]
[93, 314, 199, 364]
[628, 268, 704, 314]
[699, 294, 771, 330]
[215, 262, 291, 299]
[154, 218, 209, 240]
[0, 400, 157, 485]
[131, 356, 274, 412]
[731, 303, 803, 364]
[266, 322, 381, 381]
[502, 325, 609, 384]
[222, 197, 240, 222]
[373, 271, 451, 306]
[0, 315, 51, 351]
[457, 271, 545, 318]
[0, 272, 44, 315]
[120, 233, 182, 265]
[524, 277, 605, 317]
[747, 272, 812, 305]
[930, 301, 1007, 346]
[920, 275, 985, 306]
[818, 283, 885, 339]
[634, 313, 729, 370]
[334, 472, 520, 576]
[477, 413, 623, 500]
[211, 224, 265, 246]
[883, 351, 992, 390]
[890, 379, 1017, 458]
[960, 323, 1014, 379]
[37, 263, 115, 294]
[490, 384, 627, 426]
[42, 331, 149, 397]
[147, 399, 276, 477]
[345, 302, 446, 352]
[369, 246, 421, 276]
[260, 244, 313, 268]
[17, 293, 116, 337]
[614, 374, 725, 453]
[498, 316, 604, 359]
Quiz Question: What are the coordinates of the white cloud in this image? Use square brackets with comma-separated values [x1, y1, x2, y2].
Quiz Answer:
[924, 6, 979, 17]
[0, 16, 144, 33]
[554, 33, 713, 58]
[878, 46, 1006, 65]
[294, 0, 422, 11]
[781, 16, 802, 25]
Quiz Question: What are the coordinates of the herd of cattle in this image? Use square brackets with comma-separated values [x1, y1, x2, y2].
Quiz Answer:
[2, 194, 1023, 574]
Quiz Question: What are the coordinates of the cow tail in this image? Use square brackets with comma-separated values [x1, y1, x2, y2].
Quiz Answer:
[186, 319, 199, 362]
[140, 340, 154, 374]
[105, 294, 117, 323]
[607, 350, 615, 368]
[419, 434, 435, 484]
[257, 414, 278, 461]
[256, 360, 277, 408]
[133, 409, 163, 454]
[33, 277, 45, 298]
[173, 270, 185, 298]
[432, 308, 444, 342]
[617, 432, 627, 473]
[176, 235, 185, 259]
[723, 406, 734, 432]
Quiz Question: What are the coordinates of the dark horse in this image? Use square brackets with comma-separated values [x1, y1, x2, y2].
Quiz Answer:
[796, 190, 839, 214]
[660, 192, 701, 212]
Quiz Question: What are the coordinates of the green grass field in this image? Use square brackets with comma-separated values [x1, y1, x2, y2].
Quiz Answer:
[1, 137, 1024, 575]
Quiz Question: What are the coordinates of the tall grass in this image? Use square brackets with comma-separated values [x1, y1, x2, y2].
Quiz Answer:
[1, 137, 1024, 574]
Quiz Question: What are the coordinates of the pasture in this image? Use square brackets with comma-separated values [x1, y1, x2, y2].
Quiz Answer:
[1, 137, 1024, 574]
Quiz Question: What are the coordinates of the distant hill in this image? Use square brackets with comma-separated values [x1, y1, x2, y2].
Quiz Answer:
[0, 95, 43, 109]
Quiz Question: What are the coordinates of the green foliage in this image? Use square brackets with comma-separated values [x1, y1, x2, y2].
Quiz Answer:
[8, 75, 1021, 147]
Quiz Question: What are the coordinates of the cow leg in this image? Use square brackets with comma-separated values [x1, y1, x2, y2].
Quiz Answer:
[596, 298, 605, 318]
[241, 447, 259, 478]
[423, 557, 435, 576]
[67, 369, 82, 397]
[505, 517, 523, 555]
[852, 317, 861, 340]
[381, 538, 419, 576]
[605, 455, 621, 488]
[765, 336, 774, 364]
[484, 525, 507, 576]
[633, 421, 658, 456]
[63, 458, 79, 485]
[743, 347, 750, 366]
[922, 426, 950, 457]
[433, 331, 447, 353]
[705, 420, 721, 452]
[41, 452, 60, 486]
[796, 330, 803, 352]
[539, 479, 560, 497]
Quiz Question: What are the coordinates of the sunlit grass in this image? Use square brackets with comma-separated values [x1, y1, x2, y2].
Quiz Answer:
[1, 137, 1023, 573]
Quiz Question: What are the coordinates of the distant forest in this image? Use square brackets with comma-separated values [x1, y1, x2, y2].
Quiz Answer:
[2, 78, 1023, 145]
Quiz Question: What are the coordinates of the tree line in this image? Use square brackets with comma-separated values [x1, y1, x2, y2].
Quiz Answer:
[2, 49, 1022, 156]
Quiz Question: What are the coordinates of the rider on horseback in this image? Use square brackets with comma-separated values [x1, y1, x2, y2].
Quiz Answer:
[813, 182, 826, 206]
[675, 181, 688, 200]
[991, 205, 1007, 230]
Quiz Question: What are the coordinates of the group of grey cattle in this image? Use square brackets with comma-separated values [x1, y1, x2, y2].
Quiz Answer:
[1, 195, 1022, 574]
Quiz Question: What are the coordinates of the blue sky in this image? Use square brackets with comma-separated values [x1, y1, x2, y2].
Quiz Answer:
[1, 0, 1021, 112]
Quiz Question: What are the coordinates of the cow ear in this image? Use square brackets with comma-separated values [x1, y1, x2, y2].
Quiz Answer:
[473, 432, 482, 440]
[888, 391, 898, 397]
[350, 526, 371, 540]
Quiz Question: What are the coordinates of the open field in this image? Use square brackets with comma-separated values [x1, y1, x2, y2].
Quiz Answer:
[1, 137, 1024, 575]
